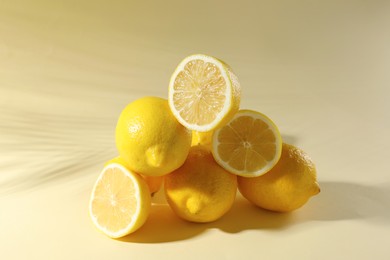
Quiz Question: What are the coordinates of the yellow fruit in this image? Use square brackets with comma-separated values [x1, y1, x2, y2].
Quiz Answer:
[142, 175, 164, 196]
[115, 96, 192, 176]
[191, 130, 213, 149]
[238, 143, 320, 212]
[89, 163, 151, 238]
[105, 157, 164, 195]
[168, 54, 241, 132]
[164, 146, 237, 223]
[212, 109, 282, 177]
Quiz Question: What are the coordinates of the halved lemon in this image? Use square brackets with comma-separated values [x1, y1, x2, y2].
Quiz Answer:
[168, 54, 241, 132]
[212, 109, 283, 177]
[89, 163, 151, 238]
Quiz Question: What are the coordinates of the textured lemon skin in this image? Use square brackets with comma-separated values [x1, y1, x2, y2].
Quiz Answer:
[191, 130, 213, 150]
[105, 157, 164, 195]
[164, 146, 237, 223]
[115, 97, 192, 176]
[238, 143, 320, 212]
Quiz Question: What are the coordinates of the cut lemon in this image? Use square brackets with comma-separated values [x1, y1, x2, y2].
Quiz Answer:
[212, 109, 282, 177]
[168, 54, 241, 132]
[89, 163, 151, 238]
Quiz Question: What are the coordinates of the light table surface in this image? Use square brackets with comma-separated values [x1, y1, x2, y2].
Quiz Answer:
[1, 1, 390, 259]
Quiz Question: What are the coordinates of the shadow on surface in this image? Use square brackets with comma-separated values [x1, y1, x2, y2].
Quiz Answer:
[119, 204, 205, 243]
[298, 181, 390, 224]
[119, 181, 390, 243]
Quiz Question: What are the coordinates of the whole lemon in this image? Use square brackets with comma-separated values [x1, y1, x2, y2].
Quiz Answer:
[115, 96, 192, 176]
[238, 143, 320, 212]
[191, 130, 213, 149]
[164, 146, 237, 223]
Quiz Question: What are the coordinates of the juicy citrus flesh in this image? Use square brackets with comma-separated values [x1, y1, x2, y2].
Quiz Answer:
[105, 156, 164, 195]
[212, 109, 282, 177]
[164, 146, 237, 223]
[169, 54, 241, 132]
[89, 163, 151, 238]
[238, 143, 320, 212]
[172, 60, 226, 125]
[115, 96, 192, 176]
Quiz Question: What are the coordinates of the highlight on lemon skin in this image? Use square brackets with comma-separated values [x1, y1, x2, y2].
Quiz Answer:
[164, 146, 237, 223]
[89, 163, 151, 238]
[168, 54, 241, 132]
[115, 96, 192, 177]
[237, 143, 320, 213]
[212, 109, 283, 178]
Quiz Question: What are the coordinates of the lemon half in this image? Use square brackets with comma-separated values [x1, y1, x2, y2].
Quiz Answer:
[168, 54, 241, 132]
[212, 109, 282, 177]
[89, 163, 151, 238]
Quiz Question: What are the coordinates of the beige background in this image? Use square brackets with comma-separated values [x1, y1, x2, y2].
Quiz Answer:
[1, 0, 390, 259]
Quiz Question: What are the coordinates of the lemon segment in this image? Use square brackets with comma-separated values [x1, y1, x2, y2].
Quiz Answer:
[212, 109, 282, 177]
[168, 54, 241, 132]
[89, 163, 151, 238]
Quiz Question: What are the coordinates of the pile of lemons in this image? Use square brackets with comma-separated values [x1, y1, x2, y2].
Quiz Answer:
[89, 54, 320, 238]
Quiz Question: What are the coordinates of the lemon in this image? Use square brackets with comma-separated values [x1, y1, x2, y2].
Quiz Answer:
[142, 175, 164, 196]
[191, 130, 213, 149]
[164, 146, 237, 223]
[212, 109, 283, 177]
[168, 54, 241, 132]
[105, 157, 164, 195]
[115, 96, 192, 176]
[89, 163, 151, 238]
[238, 143, 320, 212]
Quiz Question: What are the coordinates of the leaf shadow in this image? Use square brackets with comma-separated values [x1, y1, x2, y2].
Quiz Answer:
[296, 181, 390, 224]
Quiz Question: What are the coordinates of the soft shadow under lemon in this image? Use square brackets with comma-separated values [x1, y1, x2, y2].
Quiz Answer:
[118, 204, 206, 243]
[214, 195, 294, 233]
[118, 180, 390, 243]
[118, 191, 293, 243]
[296, 181, 390, 224]
[118, 189, 205, 243]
